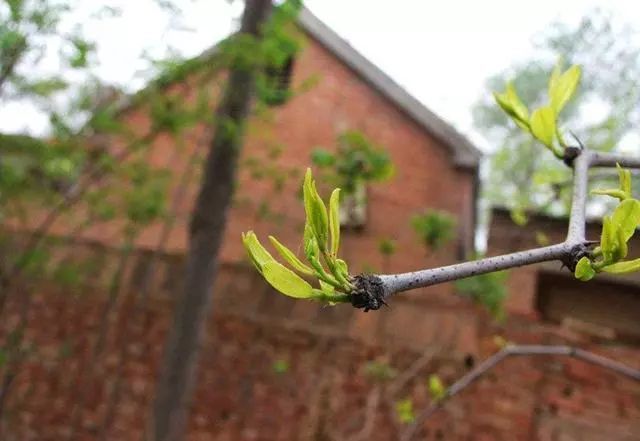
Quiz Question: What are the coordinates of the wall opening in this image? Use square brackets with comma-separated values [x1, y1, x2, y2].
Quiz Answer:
[259, 56, 295, 106]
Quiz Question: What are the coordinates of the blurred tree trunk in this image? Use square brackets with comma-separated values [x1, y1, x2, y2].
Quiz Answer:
[151, 1, 273, 440]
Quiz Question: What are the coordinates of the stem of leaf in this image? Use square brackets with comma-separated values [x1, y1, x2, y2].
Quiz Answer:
[321, 249, 352, 289]
[556, 126, 568, 148]
[310, 258, 342, 288]
[311, 291, 351, 304]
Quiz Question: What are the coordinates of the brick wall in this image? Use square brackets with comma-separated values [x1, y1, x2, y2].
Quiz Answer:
[2, 229, 640, 440]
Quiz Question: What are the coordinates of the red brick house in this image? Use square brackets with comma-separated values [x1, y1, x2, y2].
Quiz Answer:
[2, 7, 640, 441]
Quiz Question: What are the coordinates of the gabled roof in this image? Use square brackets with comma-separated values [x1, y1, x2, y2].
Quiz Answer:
[297, 7, 481, 169]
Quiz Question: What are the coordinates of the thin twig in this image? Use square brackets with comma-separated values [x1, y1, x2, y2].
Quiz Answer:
[387, 348, 437, 398]
[346, 386, 381, 441]
[400, 344, 640, 441]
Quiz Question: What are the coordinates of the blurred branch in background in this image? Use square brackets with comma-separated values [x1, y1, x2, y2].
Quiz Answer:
[400, 344, 640, 441]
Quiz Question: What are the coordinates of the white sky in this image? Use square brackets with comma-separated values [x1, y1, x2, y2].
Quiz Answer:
[2, 0, 639, 151]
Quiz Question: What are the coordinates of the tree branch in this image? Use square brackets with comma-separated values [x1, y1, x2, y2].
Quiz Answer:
[590, 152, 640, 169]
[400, 344, 640, 441]
[369, 149, 640, 303]
[379, 243, 570, 297]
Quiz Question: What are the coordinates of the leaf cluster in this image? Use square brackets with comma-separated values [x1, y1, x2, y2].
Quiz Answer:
[575, 164, 640, 280]
[494, 61, 581, 158]
[311, 130, 394, 194]
[243, 169, 354, 303]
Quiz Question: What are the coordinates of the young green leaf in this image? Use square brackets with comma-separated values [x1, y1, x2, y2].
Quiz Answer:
[318, 279, 335, 294]
[303, 228, 319, 260]
[262, 260, 314, 298]
[618, 163, 632, 195]
[575, 256, 595, 281]
[328, 188, 341, 256]
[505, 82, 529, 124]
[242, 231, 275, 273]
[616, 227, 628, 260]
[530, 106, 557, 150]
[601, 258, 640, 274]
[311, 184, 329, 246]
[493, 86, 529, 131]
[548, 61, 562, 100]
[428, 375, 446, 402]
[395, 398, 415, 424]
[335, 258, 350, 281]
[303, 168, 329, 248]
[611, 198, 640, 242]
[493, 92, 513, 116]
[600, 215, 616, 263]
[269, 236, 314, 276]
[550, 65, 581, 114]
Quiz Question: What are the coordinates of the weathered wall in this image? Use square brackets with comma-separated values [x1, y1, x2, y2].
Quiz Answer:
[2, 231, 640, 440]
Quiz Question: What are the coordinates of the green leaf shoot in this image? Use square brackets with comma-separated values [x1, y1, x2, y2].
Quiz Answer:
[303, 168, 329, 249]
[530, 106, 558, 153]
[575, 257, 595, 281]
[611, 199, 640, 243]
[549, 65, 581, 114]
[601, 258, 640, 274]
[268, 236, 314, 276]
[261, 260, 314, 299]
[242, 231, 275, 274]
[428, 374, 447, 402]
[618, 163, 632, 195]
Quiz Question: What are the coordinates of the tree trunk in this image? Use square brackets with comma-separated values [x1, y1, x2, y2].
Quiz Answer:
[151, 1, 272, 440]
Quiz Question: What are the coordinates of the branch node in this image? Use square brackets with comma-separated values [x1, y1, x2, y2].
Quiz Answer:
[563, 146, 582, 167]
[350, 274, 386, 312]
[561, 242, 592, 272]
[563, 131, 586, 167]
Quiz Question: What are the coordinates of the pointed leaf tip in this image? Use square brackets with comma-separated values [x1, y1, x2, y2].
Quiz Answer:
[550, 65, 581, 113]
[302, 168, 329, 249]
[242, 231, 274, 273]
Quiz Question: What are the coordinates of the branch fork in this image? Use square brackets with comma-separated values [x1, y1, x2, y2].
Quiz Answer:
[349, 148, 640, 311]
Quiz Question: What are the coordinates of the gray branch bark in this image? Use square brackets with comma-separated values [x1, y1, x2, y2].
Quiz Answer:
[377, 149, 640, 299]
[400, 344, 640, 441]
